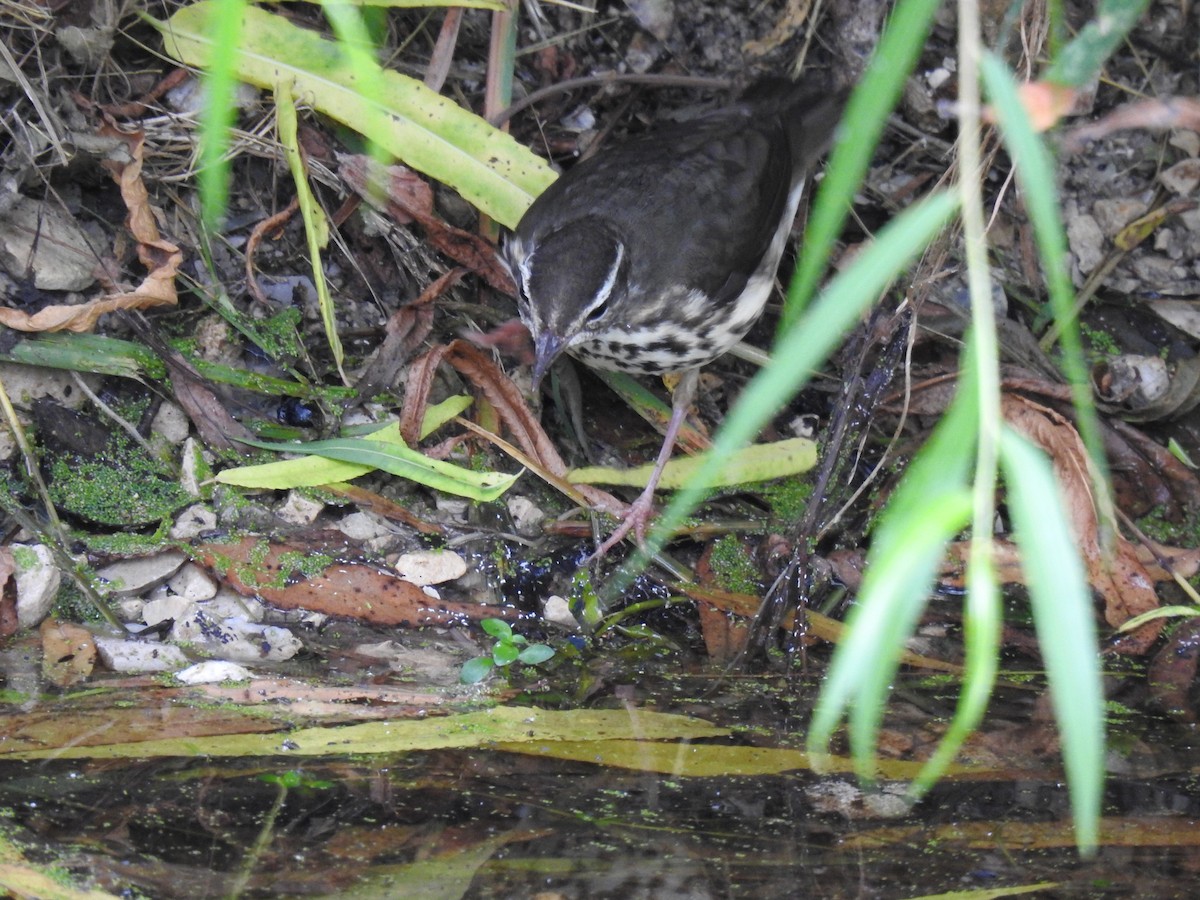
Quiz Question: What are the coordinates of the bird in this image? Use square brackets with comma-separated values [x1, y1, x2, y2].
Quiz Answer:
[504, 79, 845, 555]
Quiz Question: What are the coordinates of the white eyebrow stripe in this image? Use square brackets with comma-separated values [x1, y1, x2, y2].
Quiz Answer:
[588, 241, 625, 313]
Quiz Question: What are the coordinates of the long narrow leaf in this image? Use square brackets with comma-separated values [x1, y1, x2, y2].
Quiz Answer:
[981, 54, 1110, 510]
[809, 364, 978, 774]
[1000, 427, 1104, 853]
[220, 423, 518, 501]
[782, 0, 944, 331]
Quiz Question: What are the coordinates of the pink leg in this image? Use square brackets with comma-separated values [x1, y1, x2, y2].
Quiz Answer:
[592, 368, 700, 558]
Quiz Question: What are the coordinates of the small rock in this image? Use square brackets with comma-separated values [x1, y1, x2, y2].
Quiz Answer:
[206, 588, 266, 622]
[171, 502, 218, 539]
[1065, 208, 1106, 276]
[507, 496, 546, 534]
[175, 660, 253, 684]
[95, 636, 189, 673]
[172, 608, 302, 662]
[1160, 158, 1200, 196]
[151, 401, 191, 445]
[142, 592, 193, 628]
[543, 595, 581, 631]
[12, 544, 60, 629]
[1092, 197, 1148, 237]
[393, 550, 467, 586]
[337, 511, 388, 541]
[96, 551, 189, 596]
[167, 563, 218, 602]
[0, 197, 96, 291]
[1169, 130, 1200, 158]
[113, 597, 146, 622]
[278, 491, 326, 526]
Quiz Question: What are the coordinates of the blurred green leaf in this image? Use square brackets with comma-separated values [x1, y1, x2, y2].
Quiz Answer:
[480, 618, 512, 639]
[1000, 427, 1103, 853]
[1045, 0, 1152, 87]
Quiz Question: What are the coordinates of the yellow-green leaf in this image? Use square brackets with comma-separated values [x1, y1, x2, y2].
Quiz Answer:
[2, 706, 729, 759]
[217, 421, 518, 501]
[155, 1, 555, 228]
[567, 437, 818, 489]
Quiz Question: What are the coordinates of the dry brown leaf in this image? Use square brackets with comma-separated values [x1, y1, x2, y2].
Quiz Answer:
[0, 547, 17, 638]
[193, 678, 469, 718]
[440, 340, 629, 518]
[744, 0, 813, 55]
[400, 342, 450, 446]
[0, 125, 181, 332]
[1002, 394, 1161, 652]
[323, 483, 443, 535]
[340, 155, 514, 294]
[190, 536, 511, 626]
[0, 704, 285, 756]
[694, 541, 752, 661]
[39, 618, 97, 687]
[356, 267, 458, 399]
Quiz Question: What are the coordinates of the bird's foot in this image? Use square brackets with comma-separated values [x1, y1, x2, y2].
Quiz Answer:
[590, 488, 656, 560]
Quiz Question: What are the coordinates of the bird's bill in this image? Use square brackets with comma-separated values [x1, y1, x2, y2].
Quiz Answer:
[531, 330, 567, 390]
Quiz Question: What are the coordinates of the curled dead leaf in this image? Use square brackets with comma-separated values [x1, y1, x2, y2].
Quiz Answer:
[190, 536, 512, 626]
[0, 125, 181, 333]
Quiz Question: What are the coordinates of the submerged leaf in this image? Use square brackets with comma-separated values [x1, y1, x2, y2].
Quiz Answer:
[3, 706, 730, 759]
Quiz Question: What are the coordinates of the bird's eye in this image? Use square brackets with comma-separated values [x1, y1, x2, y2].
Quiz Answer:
[584, 299, 607, 324]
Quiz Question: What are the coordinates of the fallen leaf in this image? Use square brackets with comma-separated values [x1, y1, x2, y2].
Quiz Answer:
[190, 535, 512, 626]
[0, 127, 182, 332]
[39, 618, 97, 687]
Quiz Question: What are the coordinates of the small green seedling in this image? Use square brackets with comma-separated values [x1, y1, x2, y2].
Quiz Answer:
[461, 618, 555, 684]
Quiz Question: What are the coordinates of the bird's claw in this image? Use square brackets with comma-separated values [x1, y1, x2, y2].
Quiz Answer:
[589, 490, 656, 561]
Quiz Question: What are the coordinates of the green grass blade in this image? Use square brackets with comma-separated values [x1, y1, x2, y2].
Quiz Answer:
[981, 53, 1110, 507]
[1000, 427, 1104, 853]
[809, 367, 978, 775]
[1044, 0, 1152, 87]
[276, 80, 344, 380]
[194, 0, 244, 230]
[781, 0, 944, 332]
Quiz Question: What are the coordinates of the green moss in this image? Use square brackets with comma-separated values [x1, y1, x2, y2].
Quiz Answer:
[1079, 323, 1119, 357]
[252, 307, 306, 359]
[234, 539, 279, 589]
[759, 477, 814, 522]
[51, 578, 105, 624]
[48, 449, 191, 527]
[80, 523, 176, 557]
[1136, 505, 1200, 547]
[10, 545, 39, 571]
[708, 535, 760, 595]
[277, 549, 333, 580]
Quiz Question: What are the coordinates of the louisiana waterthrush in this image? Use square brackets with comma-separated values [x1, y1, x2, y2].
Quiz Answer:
[505, 80, 845, 552]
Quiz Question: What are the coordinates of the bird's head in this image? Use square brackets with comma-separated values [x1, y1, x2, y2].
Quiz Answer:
[505, 217, 629, 389]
